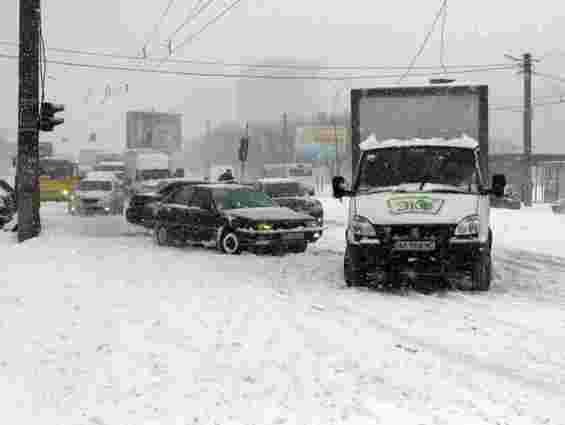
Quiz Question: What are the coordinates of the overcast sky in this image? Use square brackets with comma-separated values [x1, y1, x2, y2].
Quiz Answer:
[1, 0, 565, 154]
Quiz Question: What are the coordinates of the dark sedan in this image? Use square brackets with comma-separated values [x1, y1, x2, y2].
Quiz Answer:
[125, 178, 207, 228]
[153, 183, 325, 254]
[254, 178, 324, 231]
[0, 179, 16, 229]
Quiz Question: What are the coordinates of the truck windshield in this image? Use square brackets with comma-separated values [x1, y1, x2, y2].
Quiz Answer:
[357, 146, 481, 193]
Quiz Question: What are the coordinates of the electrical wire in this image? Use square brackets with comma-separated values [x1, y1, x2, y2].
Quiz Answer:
[141, 0, 177, 53]
[0, 40, 514, 71]
[162, 0, 244, 61]
[491, 97, 565, 112]
[439, 0, 448, 75]
[534, 71, 565, 84]
[397, 0, 447, 84]
[163, 0, 216, 47]
[0, 52, 516, 80]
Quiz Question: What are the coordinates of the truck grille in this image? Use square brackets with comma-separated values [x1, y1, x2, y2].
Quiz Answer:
[376, 224, 455, 242]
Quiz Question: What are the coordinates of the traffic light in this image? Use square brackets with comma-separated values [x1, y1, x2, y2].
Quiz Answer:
[238, 136, 249, 162]
[39, 102, 64, 132]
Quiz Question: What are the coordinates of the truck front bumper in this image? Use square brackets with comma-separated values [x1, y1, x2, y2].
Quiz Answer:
[347, 237, 489, 283]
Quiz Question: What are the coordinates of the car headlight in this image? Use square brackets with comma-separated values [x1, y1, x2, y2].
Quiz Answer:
[454, 214, 480, 236]
[61, 189, 69, 197]
[350, 215, 376, 237]
[305, 220, 317, 228]
[256, 223, 273, 231]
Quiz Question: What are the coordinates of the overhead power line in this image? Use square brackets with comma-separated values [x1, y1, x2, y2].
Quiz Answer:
[439, 0, 448, 74]
[0, 52, 516, 80]
[163, 0, 216, 47]
[534, 71, 565, 84]
[0, 40, 513, 71]
[491, 97, 565, 112]
[162, 0, 245, 61]
[397, 0, 448, 83]
[141, 0, 177, 52]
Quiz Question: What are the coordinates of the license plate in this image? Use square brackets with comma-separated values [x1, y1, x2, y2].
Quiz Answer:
[394, 240, 435, 251]
[283, 232, 304, 240]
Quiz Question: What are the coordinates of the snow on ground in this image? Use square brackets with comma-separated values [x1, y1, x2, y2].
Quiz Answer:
[1, 200, 565, 424]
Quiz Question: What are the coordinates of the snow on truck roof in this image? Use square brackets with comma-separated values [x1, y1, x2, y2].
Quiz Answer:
[360, 134, 479, 151]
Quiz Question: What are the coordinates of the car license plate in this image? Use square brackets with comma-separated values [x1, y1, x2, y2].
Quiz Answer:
[283, 232, 304, 240]
[394, 240, 435, 251]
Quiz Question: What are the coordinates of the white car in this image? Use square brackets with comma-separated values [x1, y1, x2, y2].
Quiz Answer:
[68, 175, 126, 215]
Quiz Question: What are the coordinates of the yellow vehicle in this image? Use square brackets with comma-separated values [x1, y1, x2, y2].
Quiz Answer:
[39, 157, 81, 202]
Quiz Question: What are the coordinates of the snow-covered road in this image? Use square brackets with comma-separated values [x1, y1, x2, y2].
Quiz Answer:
[1, 200, 565, 424]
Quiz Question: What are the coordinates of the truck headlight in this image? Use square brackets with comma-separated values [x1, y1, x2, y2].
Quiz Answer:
[256, 223, 273, 231]
[305, 220, 317, 228]
[350, 215, 376, 237]
[454, 214, 480, 236]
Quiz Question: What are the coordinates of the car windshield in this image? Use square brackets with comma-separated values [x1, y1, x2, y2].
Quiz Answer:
[262, 182, 307, 197]
[357, 146, 481, 193]
[78, 181, 112, 191]
[213, 188, 275, 210]
[139, 170, 170, 180]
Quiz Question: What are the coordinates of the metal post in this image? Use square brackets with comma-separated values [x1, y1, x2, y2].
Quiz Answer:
[523, 53, 533, 206]
[17, 0, 41, 242]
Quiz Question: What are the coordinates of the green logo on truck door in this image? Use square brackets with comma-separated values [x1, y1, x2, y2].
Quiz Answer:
[387, 196, 444, 215]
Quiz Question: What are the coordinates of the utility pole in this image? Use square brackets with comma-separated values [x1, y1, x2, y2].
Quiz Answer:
[17, 0, 41, 242]
[523, 53, 533, 207]
[282, 112, 288, 164]
[505, 52, 536, 206]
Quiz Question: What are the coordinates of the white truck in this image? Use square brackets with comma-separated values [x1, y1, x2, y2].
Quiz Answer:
[123, 149, 171, 184]
[332, 83, 507, 291]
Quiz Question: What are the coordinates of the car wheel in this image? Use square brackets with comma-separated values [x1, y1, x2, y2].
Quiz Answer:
[220, 230, 242, 255]
[154, 223, 170, 246]
[470, 251, 491, 291]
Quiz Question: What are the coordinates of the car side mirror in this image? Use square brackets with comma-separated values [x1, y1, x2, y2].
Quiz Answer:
[491, 174, 506, 198]
[332, 176, 352, 199]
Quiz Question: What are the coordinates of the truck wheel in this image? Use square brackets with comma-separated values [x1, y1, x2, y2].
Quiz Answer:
[154, 223, 170, 246]
[471, 252, 491, 291]
[344, 246, 364, 287]
[220, 230, 242, 255]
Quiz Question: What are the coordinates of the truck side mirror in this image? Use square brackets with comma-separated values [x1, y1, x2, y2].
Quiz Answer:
[332, 176, 351, 199]
[491, 174, 506, 198]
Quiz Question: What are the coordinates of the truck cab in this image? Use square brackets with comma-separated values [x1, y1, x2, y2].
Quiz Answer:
[333, 134, 506, 291]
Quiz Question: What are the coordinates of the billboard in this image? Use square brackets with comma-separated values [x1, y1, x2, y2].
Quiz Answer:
[295, 126, 349, 162]
[126, 111, 182, 153]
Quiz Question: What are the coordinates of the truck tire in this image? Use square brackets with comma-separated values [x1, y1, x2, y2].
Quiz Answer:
[154, 223, 171, 246]
[470, 251, 491, 291]
[344, 246, 365, 287]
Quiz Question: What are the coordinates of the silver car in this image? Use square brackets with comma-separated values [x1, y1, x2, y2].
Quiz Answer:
[68, 176, 126, 215]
